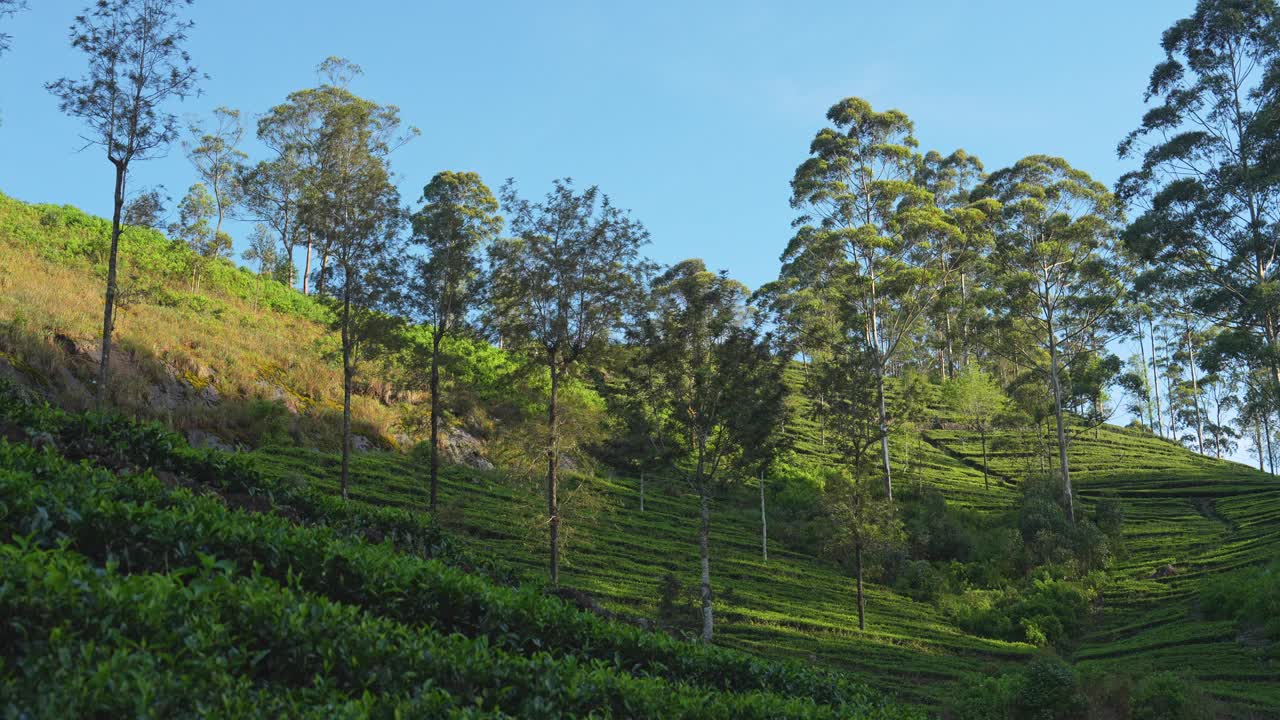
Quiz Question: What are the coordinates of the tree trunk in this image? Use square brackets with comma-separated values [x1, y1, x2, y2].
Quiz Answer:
[855, 543, 866, 631]
[302, 233, 313, 295]
[429, 326, 443, 513]
[1186, 327, 1205, 454]
[875, 358, 893, 501]
[547, 357, 561, 587]
[1047, 317, 1075, 524]
[639, 471, 645, 512]
[96, 161, 127, 409]
[1137, 328, 1154, 431]
[699, 484, 713, 644]
[1259, 407, 1269, 474]
[866, 296, 893, 500]
[340, 281, 353, 502]
[760, 471, 767, 564]
[1149, 319, 1165, 439]
[1255, 420, 1265, 473]
[318, 250, 329, 296]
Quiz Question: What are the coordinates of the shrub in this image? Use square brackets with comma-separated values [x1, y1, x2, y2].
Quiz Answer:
[950, 673, 1021, 720]
[895, 560, 949, 602]
[1130, 671, 1209, 720]
[1013, 655, 1085, 720]
[1200, 560, 1280, 643]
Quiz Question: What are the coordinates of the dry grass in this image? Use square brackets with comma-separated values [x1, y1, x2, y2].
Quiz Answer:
[0, 208, 404, 450]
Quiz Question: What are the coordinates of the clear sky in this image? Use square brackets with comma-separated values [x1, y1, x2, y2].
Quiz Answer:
[2, 0, 1194, 291]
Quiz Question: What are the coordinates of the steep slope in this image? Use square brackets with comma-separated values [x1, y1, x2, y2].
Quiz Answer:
[253, 443, 1035, 710]
[929, 426, 1280, 712]
[3, 192, 1278, 716]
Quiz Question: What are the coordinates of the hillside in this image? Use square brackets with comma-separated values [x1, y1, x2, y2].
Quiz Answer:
[1, 193, 1278, 718]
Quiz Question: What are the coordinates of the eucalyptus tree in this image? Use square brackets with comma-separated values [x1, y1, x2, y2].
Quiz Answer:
[1118, 0, 1280, 386]
[784, 97, 958, 500]
[239, 127, 307, 289]
[46, 0, 200, 407]
[256, 58, 368, 296]
[185, 106, 244, 252]
[1200, 365, 1242, 460]
[297, 66, 414, 501]
[981, 155, 1125, 523]
[916, 148, 992, 376]
[242, 223, 279, 277]
[486, 178, 650, 586]
[1128, 300, 1165, 438]
[636, 259, 785, 643]
[409, 171, 502, 512]
[1118, 354, 1156, 432]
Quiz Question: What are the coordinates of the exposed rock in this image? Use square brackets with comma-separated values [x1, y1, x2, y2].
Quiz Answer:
[351, 434, 375, 452]
[1151, 564, 1180, 579]
[441, 428, 493, 470]
[146, 382, 185, 412]
[197, 382, 220, 405]
[54, 333, 101, 364]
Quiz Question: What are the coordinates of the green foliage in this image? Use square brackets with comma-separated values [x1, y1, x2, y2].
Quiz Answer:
[0, 191, 329, 321]
[0, 384, 915, 717]
[1200, 560, 1280, 644]
[1014, 655, 1086, 720]
[1129, 671, 1209, 720]
[0, 542, 888, 720]
[1019, 474, 1114, 575]
[943, 576, 1098, 647]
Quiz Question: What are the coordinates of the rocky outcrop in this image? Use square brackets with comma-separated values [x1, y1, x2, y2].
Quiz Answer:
[441, 428, 494, 471]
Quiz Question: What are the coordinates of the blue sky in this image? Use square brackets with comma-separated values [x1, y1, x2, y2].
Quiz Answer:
[2, 0, 1193, 291]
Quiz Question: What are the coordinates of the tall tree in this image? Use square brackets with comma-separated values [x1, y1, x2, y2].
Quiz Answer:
[1118, 0, 1280, 388]
[409, 171, 502, 512]
[298, 63, 413, 501]
[242, 223, 278, 276]
[243, 97, 313, 290]
[982, 155, 1125, 524]
[486, 178, 650, 586]
[46, 0, 200, 407]
[916, 148, 991, 376]
[784, 97, 959, 500]
[637, 259, 786, 643]
[258, 57, 369, 297]
[184, 106, 244, 249]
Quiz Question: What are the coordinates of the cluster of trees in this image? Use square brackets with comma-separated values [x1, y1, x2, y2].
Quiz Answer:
[23, 0, 1280, 643]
